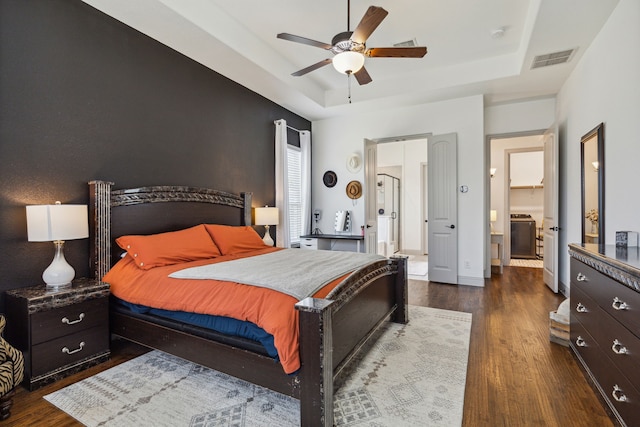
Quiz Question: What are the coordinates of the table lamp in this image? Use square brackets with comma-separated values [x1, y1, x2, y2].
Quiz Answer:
[26, 201, 89, 289]
[255, 206, 279, 246]
[490, 210, 497, 231]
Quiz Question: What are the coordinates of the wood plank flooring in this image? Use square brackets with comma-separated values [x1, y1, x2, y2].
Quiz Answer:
[5, 265, 614, 426]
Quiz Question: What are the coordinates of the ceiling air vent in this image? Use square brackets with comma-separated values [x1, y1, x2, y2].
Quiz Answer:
[531, 49, 576, 69]
[393, 38, 418, 47]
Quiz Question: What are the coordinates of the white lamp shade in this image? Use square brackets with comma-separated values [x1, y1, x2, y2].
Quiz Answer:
[26, 204, 89, 242]
[490, 210, 498, 222]
[332, 51, 365, 74]
[255, 207, 279, 226]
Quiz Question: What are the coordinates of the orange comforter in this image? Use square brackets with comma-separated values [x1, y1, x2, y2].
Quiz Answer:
[103, 247, 343, 374]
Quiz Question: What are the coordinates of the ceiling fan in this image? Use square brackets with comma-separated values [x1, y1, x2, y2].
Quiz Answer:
[277, 1, 427, 85]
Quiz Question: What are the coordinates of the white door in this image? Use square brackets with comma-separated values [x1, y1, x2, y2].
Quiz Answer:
[364, 139, 378, 254]
[543, 126, 559, 292]
[421, 163, 429, 255]
[428, 133, 458, 284]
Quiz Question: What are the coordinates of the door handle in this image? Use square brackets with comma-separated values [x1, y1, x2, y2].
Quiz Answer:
[448, 224, 455, 229]
[366, 224, 372, 228]
[548, 226, 559, 231]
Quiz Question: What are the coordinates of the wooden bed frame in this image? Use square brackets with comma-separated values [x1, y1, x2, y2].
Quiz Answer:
[89, 180, 407, 426]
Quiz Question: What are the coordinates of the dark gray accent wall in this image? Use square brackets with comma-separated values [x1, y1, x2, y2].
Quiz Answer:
[0, 0, 310, 307]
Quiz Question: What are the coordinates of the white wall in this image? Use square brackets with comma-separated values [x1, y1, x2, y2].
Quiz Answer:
[556, 0, 640, 290]
[312, 95, 485, 285]
[485, 98, 556, 135]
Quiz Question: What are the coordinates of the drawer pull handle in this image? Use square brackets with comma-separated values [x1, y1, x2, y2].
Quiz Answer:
[62, 342, 85, 355]
[576, 303, 587, 313]
[612, 385, 628, 403]
[61, 313, 85, 325]
[576, 272, 587, 282]
[612, 297, 629, 311]
[575, 336, 587, 347]
[612, 339, 629, 355]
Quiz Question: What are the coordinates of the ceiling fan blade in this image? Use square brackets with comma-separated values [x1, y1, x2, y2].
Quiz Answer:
[277, 33, 333, 50]
[365, 46, 428, 58]
[353, 67, 372, 85]
[291, 59, 333, 76]
[351, 6, 388, 44]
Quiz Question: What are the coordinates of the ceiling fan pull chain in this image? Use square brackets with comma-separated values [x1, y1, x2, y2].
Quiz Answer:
[348, 73, 352, 104]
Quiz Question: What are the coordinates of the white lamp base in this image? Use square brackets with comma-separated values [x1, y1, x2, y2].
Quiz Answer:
[262, 225, 274, 247]
[43, 240, 75, 289]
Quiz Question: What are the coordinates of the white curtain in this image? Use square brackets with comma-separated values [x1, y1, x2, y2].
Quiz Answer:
[300, 130, 312, 236]
[274, 120, 312, 248]
[274, 119, 290, 248]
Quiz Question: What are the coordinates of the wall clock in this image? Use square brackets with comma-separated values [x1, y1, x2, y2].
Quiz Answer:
[323, 170, 337, 188]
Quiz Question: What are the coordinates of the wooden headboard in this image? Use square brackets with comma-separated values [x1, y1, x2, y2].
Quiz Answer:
[89, 181, 252, 280]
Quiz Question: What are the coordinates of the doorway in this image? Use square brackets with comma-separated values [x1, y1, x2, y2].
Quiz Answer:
[365, 133, 433, 282]
[489, 133, 546, 270]
[375, 137, 429, 256]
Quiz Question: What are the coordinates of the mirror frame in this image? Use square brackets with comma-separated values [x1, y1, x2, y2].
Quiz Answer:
[580, 122, 605, 244]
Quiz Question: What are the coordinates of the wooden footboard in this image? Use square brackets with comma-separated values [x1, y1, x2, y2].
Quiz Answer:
[90, 181, 408, 427]
[296, 256, 407, 426]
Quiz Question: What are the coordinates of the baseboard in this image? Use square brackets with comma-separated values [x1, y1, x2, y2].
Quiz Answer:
[457, 275, 485, 287]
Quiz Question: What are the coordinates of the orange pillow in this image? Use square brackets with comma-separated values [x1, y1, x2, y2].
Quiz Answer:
[116, 224, 221, 270]
[204, 224, 267, 255]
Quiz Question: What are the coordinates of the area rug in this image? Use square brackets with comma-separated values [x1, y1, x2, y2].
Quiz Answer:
[509, 259, 543, 268]
[408, 260, 428, 276]
[44, 306, 471, 426]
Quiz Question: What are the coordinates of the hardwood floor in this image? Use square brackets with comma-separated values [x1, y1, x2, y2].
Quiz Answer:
[6, 265, 614, 426]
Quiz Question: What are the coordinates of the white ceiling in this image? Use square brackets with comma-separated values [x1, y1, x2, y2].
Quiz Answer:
[82, 0, 619, 121]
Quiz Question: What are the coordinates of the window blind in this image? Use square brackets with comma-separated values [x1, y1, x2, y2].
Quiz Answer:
[287, 145, 302, 244]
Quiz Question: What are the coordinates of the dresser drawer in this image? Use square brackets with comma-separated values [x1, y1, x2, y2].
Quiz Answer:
[570, 258, 640, 336]
[31, 297, 108, 345]
[31, 325, 109, 377]
[300, 237, 319, 249]
[299, 237, 331, 250]
[571, 319, 640, 425]
[572, 286, 640, 384]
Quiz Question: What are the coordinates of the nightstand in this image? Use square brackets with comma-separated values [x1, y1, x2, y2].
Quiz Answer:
[5, 278, 110, 390]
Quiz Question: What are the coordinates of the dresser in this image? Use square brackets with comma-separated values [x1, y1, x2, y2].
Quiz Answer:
[5, 278, 110, 390]
[569, 244, 640, 426]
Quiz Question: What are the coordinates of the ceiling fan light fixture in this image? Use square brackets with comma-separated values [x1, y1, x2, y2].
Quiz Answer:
[332, 51, 365, 74]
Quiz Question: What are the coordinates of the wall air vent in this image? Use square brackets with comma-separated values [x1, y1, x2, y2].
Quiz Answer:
[531, 49, 576, 69]
[393, 38, 417, 47]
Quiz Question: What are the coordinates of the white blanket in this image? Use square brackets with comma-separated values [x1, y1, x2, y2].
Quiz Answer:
[169, 249, 384, 300]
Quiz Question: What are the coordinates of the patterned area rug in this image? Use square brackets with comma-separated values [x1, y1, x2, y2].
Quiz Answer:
[45, 306, 471, 426]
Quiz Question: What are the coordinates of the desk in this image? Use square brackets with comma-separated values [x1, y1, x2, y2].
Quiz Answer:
[491, 232, 504, 274]
[300, 234, 364, 252]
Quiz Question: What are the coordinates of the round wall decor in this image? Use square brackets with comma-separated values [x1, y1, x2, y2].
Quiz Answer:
[323, 170, 337, 188]
[346, 180, 362, 199]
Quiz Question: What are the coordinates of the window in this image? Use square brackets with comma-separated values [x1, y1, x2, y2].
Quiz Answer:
[287, 145, 302, 245]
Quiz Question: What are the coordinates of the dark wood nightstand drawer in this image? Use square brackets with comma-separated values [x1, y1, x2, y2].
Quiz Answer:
[31, 325, 109, 377]
[31, 297, 108, 344]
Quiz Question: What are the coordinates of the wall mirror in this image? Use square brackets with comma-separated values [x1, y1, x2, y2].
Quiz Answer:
[335, 210, 351, 233]
[581, 122, 604, 244]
